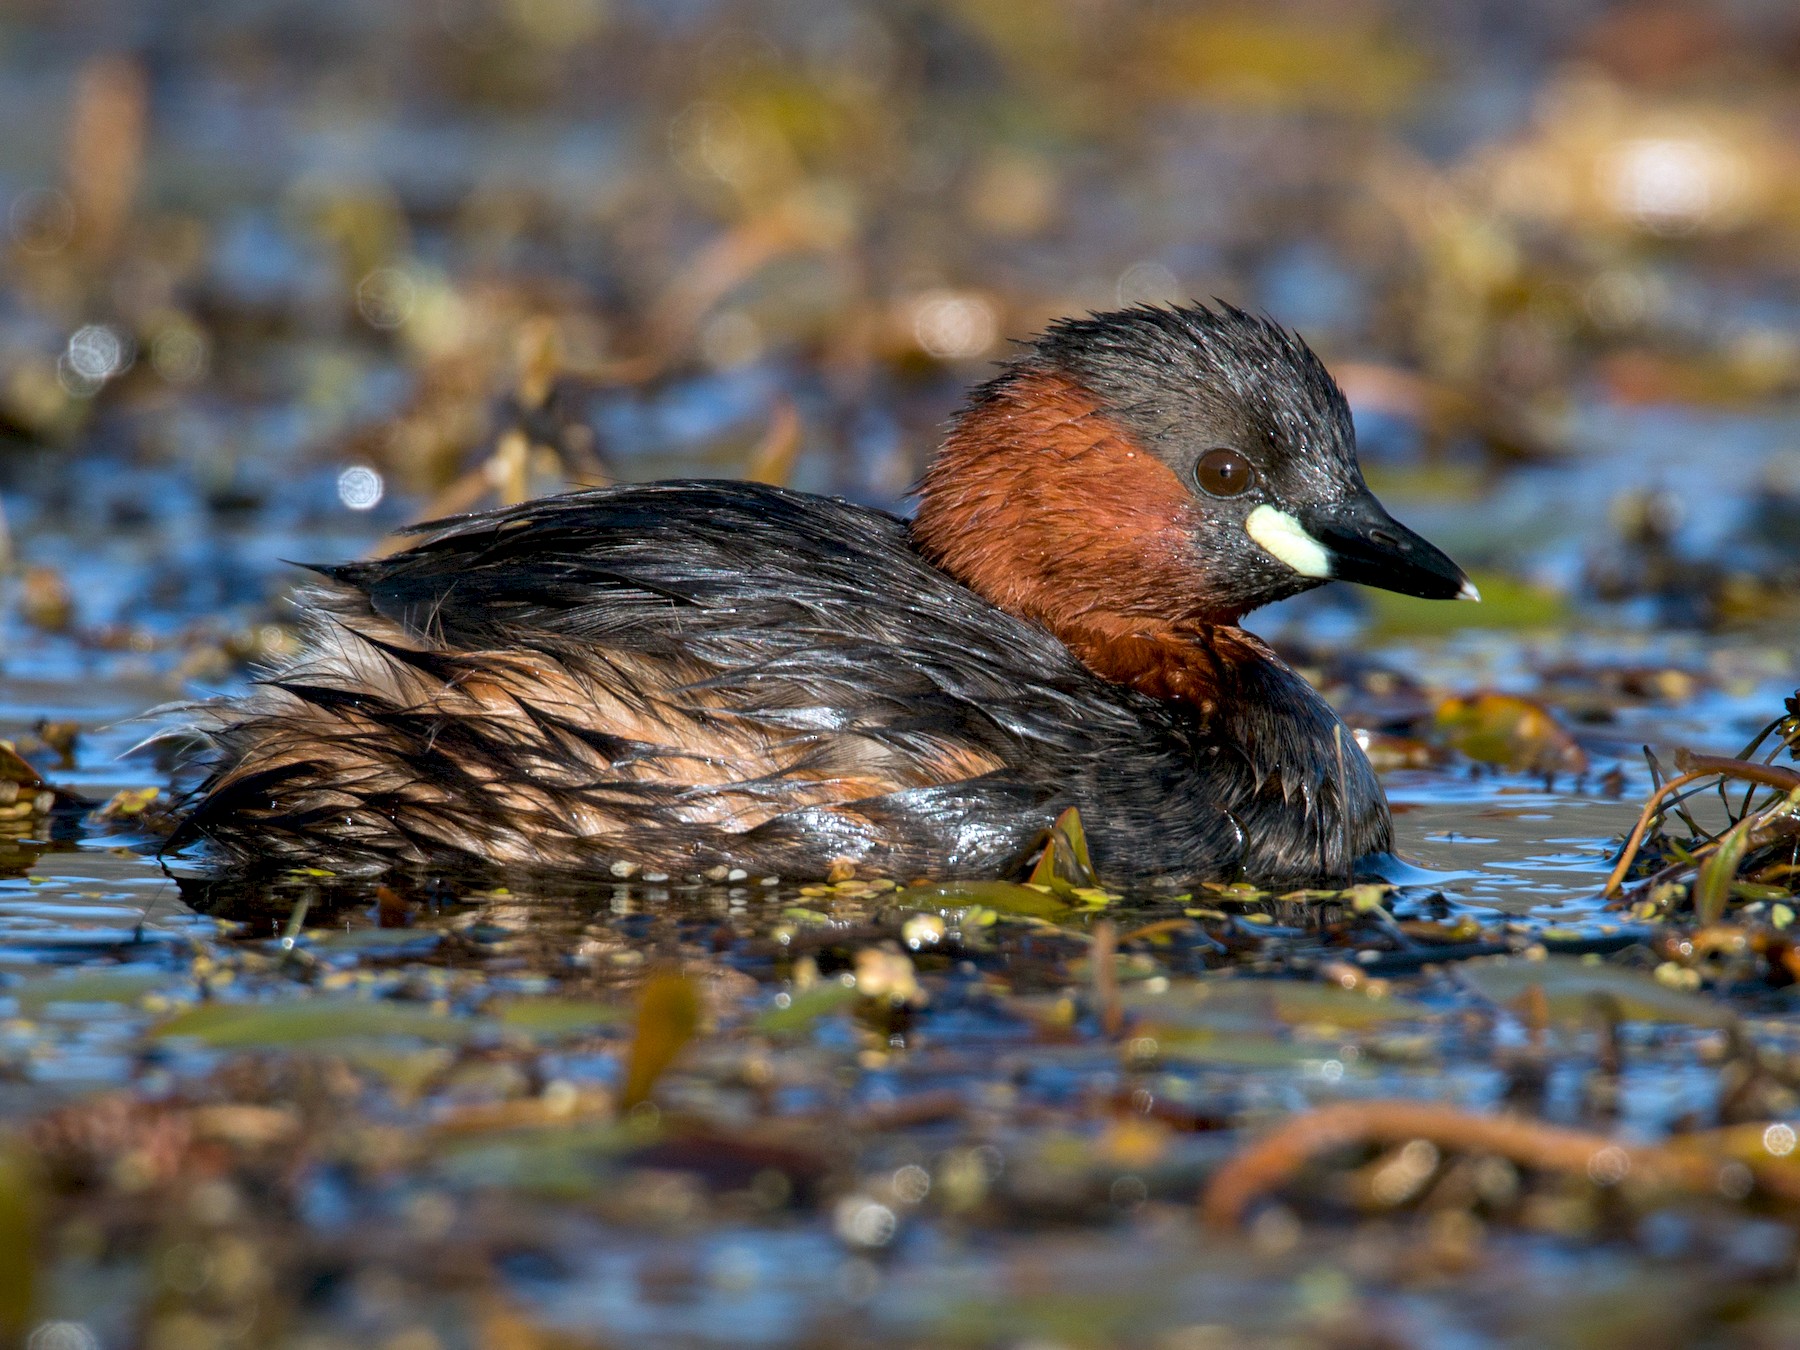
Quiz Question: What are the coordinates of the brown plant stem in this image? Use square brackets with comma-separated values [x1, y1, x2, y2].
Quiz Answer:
[1200, 1100, 1800, 1229]
[1092, 919, 1122, 1038]
[1604, 771, 1710, 897]
[1673, 751, 1800, 795]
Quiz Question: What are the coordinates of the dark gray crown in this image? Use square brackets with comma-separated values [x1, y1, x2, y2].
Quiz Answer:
[1021, 301, 1357, 475]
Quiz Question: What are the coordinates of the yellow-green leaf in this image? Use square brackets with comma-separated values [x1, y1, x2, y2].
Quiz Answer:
[494, 998, 629, 1038]
[896, 881, 1071, 920]
[1458, 956, 1733, 1028]
[14, 969, 169, 1014]
[1028, 806, 1100, 895]
[619, 972, 701, 1111]
[755, 982, 859, 1034]
[154, 999, 471, 1047]
[0, 1141, 36, 1343]
[1696, 821, 1755, 926]
[1433, 692, 1587, 774]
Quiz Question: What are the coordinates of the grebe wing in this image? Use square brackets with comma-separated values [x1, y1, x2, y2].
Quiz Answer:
[182, 482, 1196, 875]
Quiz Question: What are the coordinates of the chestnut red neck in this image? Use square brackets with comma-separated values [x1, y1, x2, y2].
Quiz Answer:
[911, 366, 1242, 705]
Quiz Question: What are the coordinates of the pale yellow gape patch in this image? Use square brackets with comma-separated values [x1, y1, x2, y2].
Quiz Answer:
[1244, 504, 1332, 579]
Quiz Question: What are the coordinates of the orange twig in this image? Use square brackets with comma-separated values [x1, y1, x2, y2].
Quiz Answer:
[1603, 771, 1709, 897]
[1674, 751, 1800, 795]
[1606, 755, 1800, 900]
[1199, 1101, 1758, 1229]
[1118, 918, 1200, 944]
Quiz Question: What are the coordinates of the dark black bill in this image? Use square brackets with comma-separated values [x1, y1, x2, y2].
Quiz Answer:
[1299, 492, 1477, 602]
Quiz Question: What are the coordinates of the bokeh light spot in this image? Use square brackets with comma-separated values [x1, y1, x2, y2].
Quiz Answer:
[910, 291, 997, 360]
[833, 1195, 897, 1247]
[337, 464, 385, 511]
[66, 325, 128, 382]
[357, 267, 417, 329]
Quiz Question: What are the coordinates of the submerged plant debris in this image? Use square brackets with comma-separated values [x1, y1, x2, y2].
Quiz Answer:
[4, 0, 1800, 1346]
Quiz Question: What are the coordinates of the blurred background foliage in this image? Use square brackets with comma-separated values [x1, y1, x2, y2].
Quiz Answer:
[2, 0, 1800, 643]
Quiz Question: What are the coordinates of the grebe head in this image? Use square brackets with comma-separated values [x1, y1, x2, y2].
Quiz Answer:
[913, 302, 1473, 645]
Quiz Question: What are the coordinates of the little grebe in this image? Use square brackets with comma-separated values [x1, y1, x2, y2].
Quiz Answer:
[175, 303, 1473, 884]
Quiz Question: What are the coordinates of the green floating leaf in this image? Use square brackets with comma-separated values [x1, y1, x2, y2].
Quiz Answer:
[1458, 956, 1734, 1028]
[1731, 882, 1794, 903]
[13, 969, 169, 1014]
[1695, 821, 1755, 926]
[778, 906, 832, 925]
[936, 1286, 1149, 1345]
[755, 981, 859, 1035]
[154, 998, 474, 1048]
[0, 1141, 36, 1344]
[1126, 979, 1434, 1067]
[1028, 806, 1100, 897]
[1344, 884, 1391, 913]
[619, 972, 701, 1111]
[1123, 977, 1431, 1031]
[896, 881, 1071, 920]
[1144, 1025, 1331, 1068]
[494, 998, 630, 1038]
[1433, 692, 1587, 775]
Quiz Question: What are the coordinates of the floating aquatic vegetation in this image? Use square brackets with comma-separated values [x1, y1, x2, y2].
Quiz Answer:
[154, 997, 472, 1049]
[1433, 692, 1590, 775]
[1606, 701, 1800, 923]
[1456, 953, 1735, 1028]
[1202, 1099, 1800, 1229]
[618, 970, 700, 1111]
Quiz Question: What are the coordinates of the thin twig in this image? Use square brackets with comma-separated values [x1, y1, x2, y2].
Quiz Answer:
[1092, 919, 1122, 1038]
[1648, 747, 1707, 841]
[1608, 752, 1800, 899]
[1118, 918, 1201, 944]
[1674, 751, 1800, 794]
[1735, 714, 1787, 765]
[1715, 718, 1794, 825]
[1604, 771, 1710, 896]
[1200, 1100, 1800, 1228]
[1676, 750, 1800, 857]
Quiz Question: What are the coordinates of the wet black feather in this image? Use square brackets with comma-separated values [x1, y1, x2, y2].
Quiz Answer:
[176, 479, 1388, 884]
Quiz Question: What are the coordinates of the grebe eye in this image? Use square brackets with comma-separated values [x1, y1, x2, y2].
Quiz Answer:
[1195, 447, 1255, 497]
